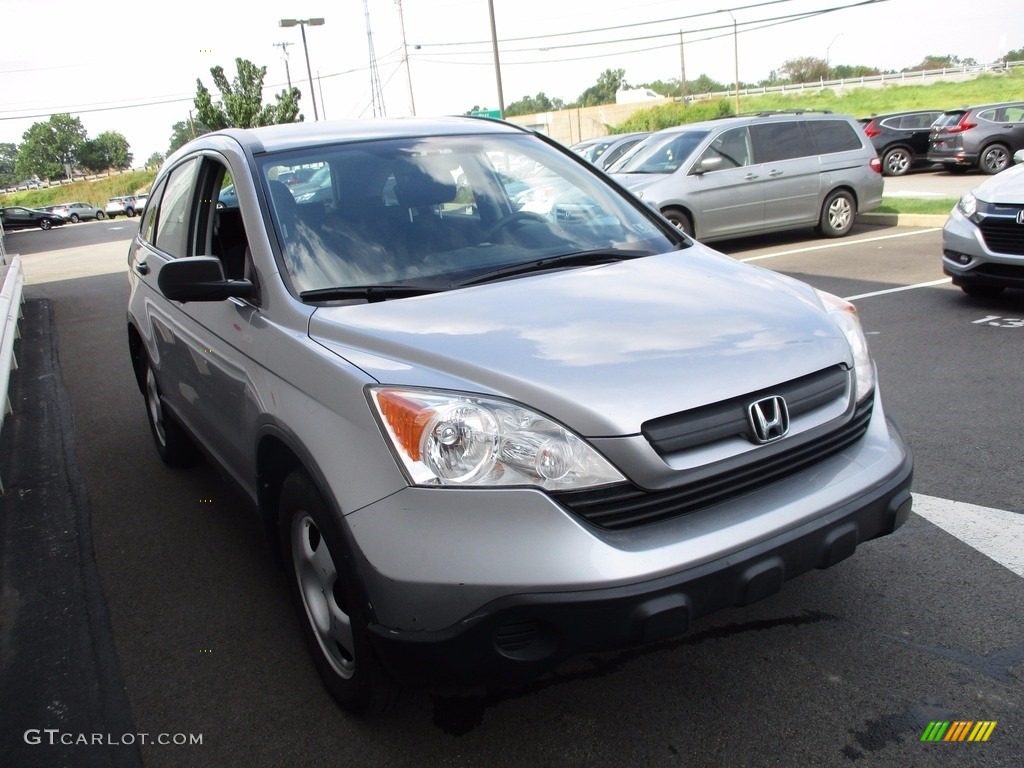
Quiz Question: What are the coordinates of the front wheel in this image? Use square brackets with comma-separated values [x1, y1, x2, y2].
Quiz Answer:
[979, 144, 1010, 175]
[661, 207, 694, 237]
[69, 213, 80, 223]
[280, 470, 397, 715]
[96, 211, 105, 220]
[818, 190, 855, 238]
[39, 219, 52, 230]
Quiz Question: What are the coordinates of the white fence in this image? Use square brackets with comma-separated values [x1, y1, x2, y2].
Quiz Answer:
[0, 240, 25, 495]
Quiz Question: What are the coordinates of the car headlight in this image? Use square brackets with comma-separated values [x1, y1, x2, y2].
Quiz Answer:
[958, 191, 977, 219]
[368, 387, 625, 490]
[816, 290, 875, 402]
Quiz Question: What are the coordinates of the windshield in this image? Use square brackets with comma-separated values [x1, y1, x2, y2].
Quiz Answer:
[258, 133, 678, 296]
[611, 129, 711, 174]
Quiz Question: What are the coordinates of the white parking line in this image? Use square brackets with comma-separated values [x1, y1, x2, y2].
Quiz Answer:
[913, 494, 1024, 578]
[844, 278, 952, 301]
[739, 228, 942, 263]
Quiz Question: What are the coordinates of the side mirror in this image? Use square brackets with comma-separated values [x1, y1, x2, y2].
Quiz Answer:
[157, 256, 253, 303]
[694, 156, 723, 175]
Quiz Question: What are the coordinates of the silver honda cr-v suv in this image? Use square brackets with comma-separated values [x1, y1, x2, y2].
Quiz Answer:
[127, 117, 912, 714]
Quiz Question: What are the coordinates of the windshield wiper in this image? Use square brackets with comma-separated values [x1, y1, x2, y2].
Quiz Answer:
[454, 249, 655, 288]
[300, 284, 440, 303]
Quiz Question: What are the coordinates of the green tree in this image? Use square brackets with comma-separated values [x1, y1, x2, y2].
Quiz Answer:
[15, 113, 86, 180]
[504, 92, 565, 117]
[1003, 46, 1024, 61]
[0, 143, 17, 188]
[831, 64, 882, 79]
[168, 118, 211, 154]
[780, 56, 830, 83]
[78, 131, 133, 172]
[574, 68, 627, 107]
[689, 74, 726, 94]
[194, 58, 302, 130]
[146, 152, 165, 169]
[903, 54, 977, 72]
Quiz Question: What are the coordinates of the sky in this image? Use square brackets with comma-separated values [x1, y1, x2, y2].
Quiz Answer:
[0, 0, 1018, 165]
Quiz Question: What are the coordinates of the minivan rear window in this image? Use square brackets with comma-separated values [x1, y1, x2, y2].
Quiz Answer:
[806, 120, 864, 154]
[749, 122, 808, 163]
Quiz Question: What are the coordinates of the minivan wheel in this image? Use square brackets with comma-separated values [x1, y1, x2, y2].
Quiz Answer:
[882, 147, 911, 176]
[979, 144, 1010, 175]
[143, 361, 200, 467]
[818, 190, 855, 238]
[280, 470, 397, 715]
[662, 207, 694, 237]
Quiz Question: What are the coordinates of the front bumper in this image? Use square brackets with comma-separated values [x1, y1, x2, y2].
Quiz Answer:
[366, 433, 913, 687]
[942, 207, 1024, 289]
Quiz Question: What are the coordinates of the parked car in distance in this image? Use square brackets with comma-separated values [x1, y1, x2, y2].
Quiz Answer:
[133, 194, 149, 217]
[572, 132, 651, 171]
[105, 196, 138, 218]
[0, 206, 67, 231]
[610, 111, 883, 241]
[217, 184, 238, 209]
[50, 201, 105, 222]
[127, 117, 912, 714]
[942, 149, 1024, 296]
[928, 101, 1024, 175]
[860, 110, 943, 176]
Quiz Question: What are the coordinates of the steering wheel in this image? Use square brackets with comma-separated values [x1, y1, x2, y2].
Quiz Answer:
[482, 211, 550, 242]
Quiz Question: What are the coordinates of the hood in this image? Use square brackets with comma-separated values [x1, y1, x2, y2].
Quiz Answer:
[308, 244, 852, 437]
[974, 161, 1024, 202]
[612, 173, 671, 196]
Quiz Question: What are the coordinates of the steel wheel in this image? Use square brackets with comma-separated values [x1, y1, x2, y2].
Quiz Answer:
[980, 144, 1010, 175]
[291, 511, 356, 679]
[818, 190, 855, 238]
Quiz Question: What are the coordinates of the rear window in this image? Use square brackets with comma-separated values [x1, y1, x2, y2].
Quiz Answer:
[805, 120, 864, 154]
[933, 111, 966, 130]
[749, 121, 808, 163]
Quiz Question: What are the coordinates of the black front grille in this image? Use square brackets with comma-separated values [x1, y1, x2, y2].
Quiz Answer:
[554, 397, 874, 530]
[978, 216, 1024, 256]
[641, 366, 848, 454]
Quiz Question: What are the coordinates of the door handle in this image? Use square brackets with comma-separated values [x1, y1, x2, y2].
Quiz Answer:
[768, 170, 784, 177]
[135, 262, 150, 275]
[744, 173, 760, 181]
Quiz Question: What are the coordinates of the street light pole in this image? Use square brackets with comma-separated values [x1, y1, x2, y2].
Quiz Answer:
[280, 18, 325, 121]
[727, 11, 740, 115]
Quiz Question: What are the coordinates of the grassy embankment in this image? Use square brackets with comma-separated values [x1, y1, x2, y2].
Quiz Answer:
[0, 170, 157, 209]
[618, 68, 1024, 215]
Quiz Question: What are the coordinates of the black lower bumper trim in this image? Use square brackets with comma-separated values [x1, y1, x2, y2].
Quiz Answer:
[368, 448, 913, 688]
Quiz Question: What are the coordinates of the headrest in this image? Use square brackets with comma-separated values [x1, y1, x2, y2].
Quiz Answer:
[393, 165, 457, 208]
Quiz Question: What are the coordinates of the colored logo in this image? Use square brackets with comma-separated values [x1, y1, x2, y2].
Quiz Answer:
[921, 721, 997, 742]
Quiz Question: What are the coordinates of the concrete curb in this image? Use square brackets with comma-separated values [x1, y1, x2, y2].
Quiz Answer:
[857, 212, 949, 228]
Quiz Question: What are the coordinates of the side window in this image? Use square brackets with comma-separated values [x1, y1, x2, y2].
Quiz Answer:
[805, 120, 864, 154]
[697, 127, 751, 169]
[749, 122, 808, 163]
[139, 177, 168, 244]
[197, 162, 253, 283]
[154, 158, 200, 258]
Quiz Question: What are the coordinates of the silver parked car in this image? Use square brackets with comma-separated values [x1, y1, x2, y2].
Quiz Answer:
[610, 111, 883, 241]
[942, 149, 1024, 296]
[127, 118, 913, 714]
[50, 201, 105, 222]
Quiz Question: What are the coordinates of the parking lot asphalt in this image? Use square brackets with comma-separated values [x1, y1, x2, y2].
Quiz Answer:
[1, 215, 1021, 767]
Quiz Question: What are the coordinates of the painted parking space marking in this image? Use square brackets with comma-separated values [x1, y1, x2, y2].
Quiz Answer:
[739, 228, 942, 263]
[972, 315, 1024, 328]
[844, 278, 951, 301]
[913, 494, 1024, 578]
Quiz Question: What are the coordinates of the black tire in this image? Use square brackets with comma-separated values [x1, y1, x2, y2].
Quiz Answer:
[662, 207, 694, 237]
[280, 470, 397, 715]
[961, 284, 1005, 297]
[69, 213, 80, 223]
[96, 211, 105, 220]
[979, 143, 1010, 175]
[817, 189, 855, 238]
[126, 208, 136, 218]
[39, 219, 52, 230]
[143, 359, 200, 467]
[881, 147, 912, 177]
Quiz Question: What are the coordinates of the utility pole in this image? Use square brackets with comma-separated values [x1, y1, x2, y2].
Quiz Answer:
[273, 41, 294, 90]
[363, 0, 386, 117]
[396, 0, 416, 115]
[679, 31, 687, 99]
[487, 0, 505, 117]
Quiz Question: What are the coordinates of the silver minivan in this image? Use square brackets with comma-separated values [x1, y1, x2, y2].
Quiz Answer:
[610, 112, 883, 241]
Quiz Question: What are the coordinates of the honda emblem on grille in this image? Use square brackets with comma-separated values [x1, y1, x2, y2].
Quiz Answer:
[747, 396, 790, 444]
[1016, 210, 1024, 225]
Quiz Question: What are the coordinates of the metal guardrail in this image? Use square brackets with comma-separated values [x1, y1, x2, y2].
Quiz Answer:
[0, 249, 25, 495]
[684, 60, 1023, 105]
